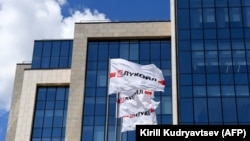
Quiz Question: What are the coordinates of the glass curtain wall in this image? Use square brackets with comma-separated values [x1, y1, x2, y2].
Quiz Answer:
[82, 39, 171, 141]
[177, 0, 250, 125]
[31, 86, 69, 141]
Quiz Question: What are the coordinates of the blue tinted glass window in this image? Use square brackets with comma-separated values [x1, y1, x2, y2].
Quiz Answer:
[161, 96, 172, 114]
[190, 9, 202, 28]
[56, 88, 65, 100]
[43, 42, 52, 56]
[220, 74, 234, 85]
[85, 87, 95, 97]
[217, 29, 230, 39]
[178, 30, 190, 40]
[88, 43, 98, 61]
[235, 85, 249, 96]
[191, 29, 203, 39]
[42, 128, 52, 137]
[36, 101, 46, 110]
[193, 74, 206, 85]
[233, 51, 247, 73]
[231, 29, 244, 39]
[32, 128, 42, 137]
[180, 74, 192, 85]
[50, 57, 59, 68]
[208, 98, 223, 123]
[83, 116, 94, 125]
[221, 85, 235, 96]
[207, 86, 220, 96]
[139, 41, 150, 60]
[216, 8, 229, 28]
[161, 41, 171, 60]
[203, 8, 216, 28]
[237, 98, 250, 123]
[37, 88, 47, 100]
[93, 126, 104, 141]
[51, 41, 60, 56]
[180, 86, 192, 97]
[151, 41, 161, 60]
[179, 52, 192, 73]
[47, 88, 56, 100]
[32, 57, 42, 69]
[33, 42, 43, 57]
[52, 128, 62, 137]
[120, 42, 129, 59]
[178, 40, 191, 51]
[59, 57, 68, 68]
[32, 86, 68, 140]
[178, 9, 190, 29]
[84, 97, 95, 115]
[193, 86, 206, 97]
[192, 51, 205, 73]
[177, 0, 189, 8]
[242, 0, 250, 6]
[95, 97, 106, 115]
[204, 40, 217, 50]
[34, 117, 44, 127]
[245, 28, 250, 38]
[41, 57, 50, 69]
[96, 87, 106, 97]
[206, 74, 220, 85]
[218, 39, 231, 50]
[82, 126, 93, 141]
[130, 41, 139, 60]
[229, 8, 243, 27]
[109, 42, 119, 58]
[205, 51, 219, 73]
[60, 41, 70, 57]
[190, 0, 201, 8]
[32, 40, 73, 69]
[204, 29, 217, 39]
[98, 42, 108, 61]
[232, 39, 244, 50]
[180, 98, 194, 123]
[43, 117, 53, 127]
[215, 0, 228, 7]
[222, 98, 237, 122]
[95, 116, 105, 125]
[228, 0, 241, 6]
[86, 70, 97, 87]
[194, 98, 208, 123]
[203, 0, 214, 7]
[243, 8, 250, 27]
[191, 40, 204, 50]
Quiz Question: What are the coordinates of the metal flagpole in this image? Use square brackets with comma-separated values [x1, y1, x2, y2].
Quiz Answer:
[105, 57, 111, 141]
[114, 92, 120, 141]
[119, 118, 123, 141]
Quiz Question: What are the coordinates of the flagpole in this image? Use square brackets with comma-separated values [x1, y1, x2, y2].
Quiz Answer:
[105, 57, 111, 141]
[114, 92, 120, 141]
[119, 118, 123, 141]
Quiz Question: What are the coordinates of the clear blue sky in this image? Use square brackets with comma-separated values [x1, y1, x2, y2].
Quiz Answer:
[0, 0, 170, 140]
[62, 0, 170, 21]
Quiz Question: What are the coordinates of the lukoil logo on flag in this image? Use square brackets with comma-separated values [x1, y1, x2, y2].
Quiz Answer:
[117, 90, 156, 118]
[120, 101, 159, 132]
[108, 58, 165, 94]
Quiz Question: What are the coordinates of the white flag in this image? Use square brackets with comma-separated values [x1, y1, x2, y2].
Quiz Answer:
[108, 58, 165, 95]
[117, 89, 155, 118]
[121, 101, 159, 132]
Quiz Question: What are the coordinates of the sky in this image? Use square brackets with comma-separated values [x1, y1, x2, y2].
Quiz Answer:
[0, 0, 170, 140]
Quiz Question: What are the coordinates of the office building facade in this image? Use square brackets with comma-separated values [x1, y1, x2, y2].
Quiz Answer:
[6, 0, 250, 141]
